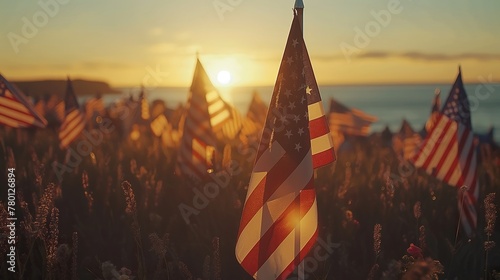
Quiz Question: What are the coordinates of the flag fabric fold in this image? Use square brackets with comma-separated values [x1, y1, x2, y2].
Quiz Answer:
[59, 78, 85, 148]
[236, 13, 335, 280]
[412, 68, 478, 237]
[0, 74, 48, 128]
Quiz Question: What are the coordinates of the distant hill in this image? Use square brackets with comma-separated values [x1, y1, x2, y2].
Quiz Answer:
[12, 79, 120, 99]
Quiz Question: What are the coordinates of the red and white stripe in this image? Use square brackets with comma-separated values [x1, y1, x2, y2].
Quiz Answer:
[308, 99, 336, 168]
[0, 74, 47, 128]
[236, 142, 318, 279]
[413, 113, 478, 236]
[328, 99, 377, 137]
[150, 114, 169, 137]
[58, 78, 85, 149]
[59, 109, 85, 148]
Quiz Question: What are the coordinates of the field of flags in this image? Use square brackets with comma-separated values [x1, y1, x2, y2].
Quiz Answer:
[1, 5, 500, 280]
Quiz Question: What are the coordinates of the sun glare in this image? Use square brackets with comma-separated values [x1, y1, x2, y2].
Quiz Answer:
[217, 70, 231, 85]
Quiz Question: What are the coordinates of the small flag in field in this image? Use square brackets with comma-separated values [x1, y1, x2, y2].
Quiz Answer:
[425, 88, 442, 134]
[328, 98, 377, 137]
[54, 101, 66, 122]
[150, 114, 170, 137]
[139, 89, 150, 121]
[34, 99, 46, 118]
[236, 13, 335, 280]
[85, 95, 105, 119]
[177, 58, 232, 181]
[240, 92, 268, 137]
[131, 87, 150, 126]
[220, 105, 243, 140]
[59, 78, 85, 148]
[0, 74, 47, 128]
[412, 67, 478, 237]
[393, 119, 421, 160]
[246, 91, 268, 126]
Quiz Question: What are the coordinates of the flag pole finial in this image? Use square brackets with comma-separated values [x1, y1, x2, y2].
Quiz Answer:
[294, 0, 304, 8]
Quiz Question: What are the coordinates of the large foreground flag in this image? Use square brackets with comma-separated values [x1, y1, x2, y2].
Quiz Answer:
[59, 78, 85, 148]
[0, 74, 47, 128]
[412, 67, 478, 237]
[177, 58, 232, 181]
[236, 13, 335, 279]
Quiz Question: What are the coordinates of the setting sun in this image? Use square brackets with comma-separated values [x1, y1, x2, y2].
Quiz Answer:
[217, 70, 232, 85]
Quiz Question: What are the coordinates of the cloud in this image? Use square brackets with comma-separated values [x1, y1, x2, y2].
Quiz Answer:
[79, 61, 134, 69]
[5, 61, 134, 71]
[397, 52, 500, 61]
[312, 51, 500, 62]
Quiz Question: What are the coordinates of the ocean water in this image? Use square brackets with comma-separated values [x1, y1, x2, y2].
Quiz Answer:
[98, 84, 500, 141]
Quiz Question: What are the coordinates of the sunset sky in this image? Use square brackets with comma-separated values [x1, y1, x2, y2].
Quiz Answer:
[1, 0, 499, 87]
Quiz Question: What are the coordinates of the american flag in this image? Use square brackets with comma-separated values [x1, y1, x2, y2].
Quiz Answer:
[393, 119, 422, 160]
[139, 89, 150, 121]
[425, 89, 442, 133]
[34, 99, 46, 118]
[236, 14, 335, 279]
[177, 58, 232, 181]
[220, 105, 243, 140]
[412, 68, 478, 237]
[59, 78, 85, 148]
[0, 74, 47, 128]
[247, 91, 268, 126]
[328, 98, 377, 137]
[240, 92, 268, 138]
[150, 114, 169, 137]
[85, 96, 106, 119]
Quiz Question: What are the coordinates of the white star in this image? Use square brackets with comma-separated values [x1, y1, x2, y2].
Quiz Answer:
[285, 130, 292, 138]
[306, 86, 312, 95]
[301, 96, 306, 104]
[294, 115, 300, 123]
[284, 89, 292, 98]
[292, 39, 299, 47]
[280, 114, 288, 124]
[287, 56, 294, 65]
[295, 143, 302, 151]
[288, 102, 296, 110]
[298, 127, 304, 136]
[304, 111, 309, 119]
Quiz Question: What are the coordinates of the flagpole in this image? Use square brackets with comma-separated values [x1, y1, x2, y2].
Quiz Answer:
[294, 0, 304, 32]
